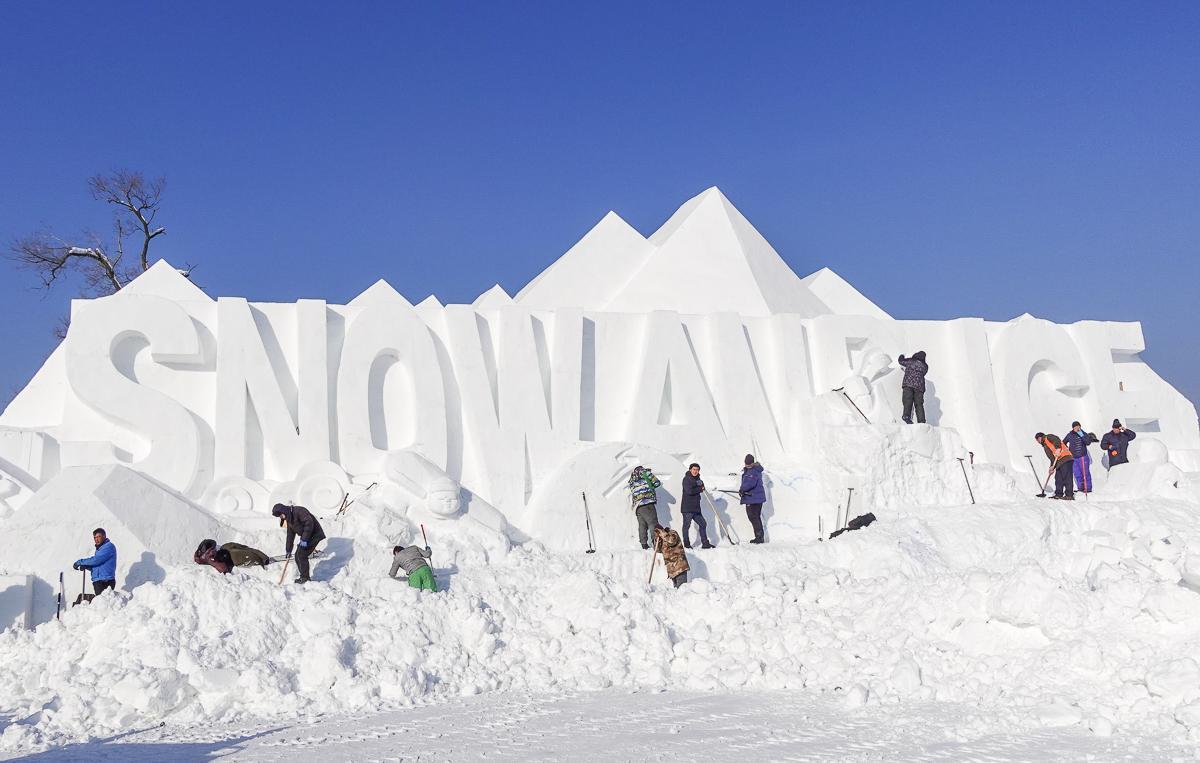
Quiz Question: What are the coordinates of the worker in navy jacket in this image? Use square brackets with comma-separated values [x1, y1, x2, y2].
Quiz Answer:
[73, 528, 118, 595]
[1100, 419, 1136, 467]
[739, 455, 767, 544]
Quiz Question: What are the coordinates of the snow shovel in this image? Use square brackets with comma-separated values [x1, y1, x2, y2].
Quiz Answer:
[581, 491, 596, 553]
[277, 556, 291, 584]
[832, 387, 871, 424]
[72, 569, 94, 606]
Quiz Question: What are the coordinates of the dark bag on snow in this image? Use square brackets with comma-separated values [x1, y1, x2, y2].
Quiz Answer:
[829, 512, 878, 539]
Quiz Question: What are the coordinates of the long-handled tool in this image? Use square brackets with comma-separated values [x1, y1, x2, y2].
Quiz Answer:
[832, 387, 871, 424]
[646, 537, 661, 584]
[337, 482, 379, 531]
[56, 571, 63, 620]
[277, 556, 291, 584]
[581, 491, 596, 553]
[702, 489, 740, 545]
[1024, 455, 1048, 498]
[956, 458, 975, 505]
[421, 523, 429, 548]
[73, 569, 93, 606]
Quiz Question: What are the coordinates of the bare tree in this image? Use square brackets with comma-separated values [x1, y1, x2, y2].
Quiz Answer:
[6, 170, 193, 299]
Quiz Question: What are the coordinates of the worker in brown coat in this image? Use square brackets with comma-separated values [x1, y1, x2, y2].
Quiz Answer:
[653, 524, 690, 588]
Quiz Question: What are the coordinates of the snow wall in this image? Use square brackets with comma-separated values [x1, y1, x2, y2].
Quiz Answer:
[0, 187, 1197, 627]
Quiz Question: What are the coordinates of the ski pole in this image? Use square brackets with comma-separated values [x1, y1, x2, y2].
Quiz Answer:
[956, 458, 975, 505]
[581, 491, 596, 553]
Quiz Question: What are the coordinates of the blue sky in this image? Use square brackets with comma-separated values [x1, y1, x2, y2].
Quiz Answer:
[1, 2, 1197, 409]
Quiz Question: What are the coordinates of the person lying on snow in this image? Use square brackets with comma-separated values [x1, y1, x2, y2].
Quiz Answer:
[389, 544, 437, 591]
[653, 524, 689, 588]
[194, 539, 234, 574]
[74, 527, 118, 596]
[271, 503, 326, 584]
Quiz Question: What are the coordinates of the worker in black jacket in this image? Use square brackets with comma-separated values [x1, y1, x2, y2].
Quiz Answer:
[271, 503, 327, 584]
[680, 463, 713, 549]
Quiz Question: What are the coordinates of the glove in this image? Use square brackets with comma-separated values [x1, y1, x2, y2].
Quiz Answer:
[73, 562, 82, 571]
[285, 552, 293, 560]
[424, 546, 432, 555]
[298, 539, 308, 549]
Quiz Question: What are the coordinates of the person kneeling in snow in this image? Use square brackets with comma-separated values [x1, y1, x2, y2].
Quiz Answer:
[653, 525, 689, 588]
[389, 544, 437, 591]
[194, 539, 234, 574]
[272, 503, 326, 584]
[73, 527, 117, 596]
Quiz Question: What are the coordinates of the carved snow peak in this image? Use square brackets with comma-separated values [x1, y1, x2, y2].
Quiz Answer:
[120, 259, 212, 303]
[348, 279, 413, 308]
[473, 284, 513, 308]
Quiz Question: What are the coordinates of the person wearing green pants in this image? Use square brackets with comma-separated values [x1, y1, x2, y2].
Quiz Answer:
[389, 544, 437, 591]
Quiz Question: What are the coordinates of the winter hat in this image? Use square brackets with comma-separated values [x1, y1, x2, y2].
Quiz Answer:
[913, 350, 927, 362]
[1112, 419, 1122, 428]
[1035, 432, 1045, 440]
[744, 454, 755, 466]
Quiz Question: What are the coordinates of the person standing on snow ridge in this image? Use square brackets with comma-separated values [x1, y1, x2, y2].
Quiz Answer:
[271, 503, 326, 584]
[1062, 421, 1097, 493]
[897, 351, 929, 424]
[739, 454, 767, 544]
[73, 527, 117, 595]
[653, 524, 690, 588]
[389, 544, 437, 591]
[1100, 419, 1137, 468]
[680, 463, 713, 550]
[628, 466, 661, 550]
[1035, 432, 1075, 500]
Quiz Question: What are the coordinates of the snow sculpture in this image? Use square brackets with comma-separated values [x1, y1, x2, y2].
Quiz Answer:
[0, 186, 1196, 617]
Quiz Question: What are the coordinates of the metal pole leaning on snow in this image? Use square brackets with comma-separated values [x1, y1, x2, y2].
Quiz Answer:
[647, 538, 660, 584]
[846, 487, 854, 525]
[581, 491, 596, 553]
[832, 387, 871, 424]
[702, 489, 739, 545]
[956, 458, 975, 505]
[1024, 455, 1047, 498]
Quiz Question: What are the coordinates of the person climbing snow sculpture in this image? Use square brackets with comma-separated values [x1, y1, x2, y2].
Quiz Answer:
[73, 527, 117, 596]
[193, 539, 234, 574]
[1035, 432, 1075, 500]
[740, 454, 767, 543]
[1101, 419, 1137, 468]
[898, 351, 929, 424]
[629, 466, 661, 549]
[1063, 421, 1097, 493]
[680, 463, 713, 549]
[272, 503, 326, 584]
[653, 524, 690, 588]
[389, 543, 437, 591]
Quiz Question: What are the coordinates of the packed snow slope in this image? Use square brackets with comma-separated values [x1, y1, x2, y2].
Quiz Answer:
[4, 491, 1200, 754]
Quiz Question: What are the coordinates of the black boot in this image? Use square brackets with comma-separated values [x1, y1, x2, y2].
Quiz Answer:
[294, 577, 310, 584]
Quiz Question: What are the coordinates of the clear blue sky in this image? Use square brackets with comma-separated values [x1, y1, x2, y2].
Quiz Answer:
[1, 2, 1197, 410]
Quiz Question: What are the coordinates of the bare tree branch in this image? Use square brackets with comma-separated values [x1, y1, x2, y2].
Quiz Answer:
[4, 169, 182, 310]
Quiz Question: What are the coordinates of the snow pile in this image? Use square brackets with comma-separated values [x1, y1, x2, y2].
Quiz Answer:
[3, 488, 1200, 753]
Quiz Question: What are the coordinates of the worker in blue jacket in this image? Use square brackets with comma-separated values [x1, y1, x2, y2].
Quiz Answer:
[1100, 419, 1137, 467]
[74, 528, 118, 595]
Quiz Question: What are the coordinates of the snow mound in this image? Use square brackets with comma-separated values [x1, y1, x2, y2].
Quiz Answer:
[3, 491, 1200, 752]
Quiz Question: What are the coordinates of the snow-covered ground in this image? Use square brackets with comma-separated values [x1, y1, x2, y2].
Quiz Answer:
[5, 689, 1190, 762]
[3, 492, 1200, 759]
